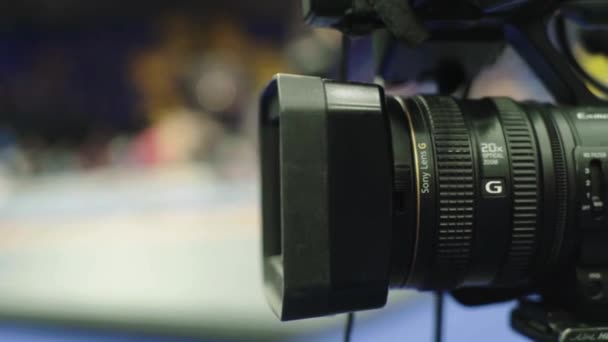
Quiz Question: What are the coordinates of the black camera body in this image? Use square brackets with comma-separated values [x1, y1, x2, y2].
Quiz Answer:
[260, 0, 608, 340]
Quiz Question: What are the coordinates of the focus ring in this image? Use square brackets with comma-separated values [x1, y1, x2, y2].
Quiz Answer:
[422, 97, 475, 286]
[495, 99, 540, 284]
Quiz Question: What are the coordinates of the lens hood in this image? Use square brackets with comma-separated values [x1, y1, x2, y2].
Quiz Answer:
[260, 74, 394, 320]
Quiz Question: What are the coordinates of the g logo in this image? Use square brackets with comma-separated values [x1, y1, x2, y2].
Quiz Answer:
[483, 179, 505, 197]
[485, 181, 503, 194]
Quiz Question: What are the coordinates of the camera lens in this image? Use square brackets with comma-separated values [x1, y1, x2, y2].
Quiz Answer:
[390, 96, 563, 290]
[260, 74, 606, 320]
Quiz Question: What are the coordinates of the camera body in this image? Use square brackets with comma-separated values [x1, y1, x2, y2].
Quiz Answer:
[260, 0, 608, 339]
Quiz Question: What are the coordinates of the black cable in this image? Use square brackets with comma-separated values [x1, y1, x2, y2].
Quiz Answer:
[339, 32, 354, 342]
[339, 34, 351, 82]
[461, 79, 473, 99]
[344, 312, 355, 342]
[434, 292, 444, 342]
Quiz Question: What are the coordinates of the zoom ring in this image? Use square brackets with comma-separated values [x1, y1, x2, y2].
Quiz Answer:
[424, 97, 475, 285]
[495, 99, 539, 284]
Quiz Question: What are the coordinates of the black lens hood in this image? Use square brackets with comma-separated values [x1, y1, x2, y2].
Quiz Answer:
[260, 74, 394, 320]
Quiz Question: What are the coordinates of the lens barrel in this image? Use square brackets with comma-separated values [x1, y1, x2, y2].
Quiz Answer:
[394, 96, 546, 289]
[260, 74, 608, 320]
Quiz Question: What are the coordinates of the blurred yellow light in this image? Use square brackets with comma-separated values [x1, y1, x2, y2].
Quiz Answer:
[574, 45, 608, 90]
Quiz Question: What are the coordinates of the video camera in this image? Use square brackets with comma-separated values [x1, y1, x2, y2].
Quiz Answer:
[260, 1, 608, 341]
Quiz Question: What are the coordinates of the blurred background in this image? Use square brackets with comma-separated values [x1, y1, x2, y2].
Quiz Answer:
[0, 1, 605, 342]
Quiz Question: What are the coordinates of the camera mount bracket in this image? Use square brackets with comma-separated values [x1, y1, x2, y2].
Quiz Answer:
[512, 300, 608, 342]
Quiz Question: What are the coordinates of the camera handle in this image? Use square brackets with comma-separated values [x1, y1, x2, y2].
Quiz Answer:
[511, 300, 608, 342]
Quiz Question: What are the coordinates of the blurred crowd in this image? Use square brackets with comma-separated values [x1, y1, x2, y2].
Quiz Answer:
[0, 10, 342, 178]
